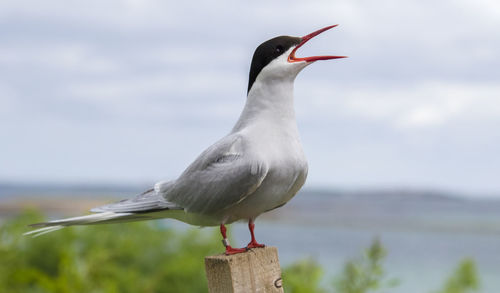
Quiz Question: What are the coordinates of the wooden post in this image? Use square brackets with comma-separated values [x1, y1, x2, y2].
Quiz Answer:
[205, 246, 284, 293]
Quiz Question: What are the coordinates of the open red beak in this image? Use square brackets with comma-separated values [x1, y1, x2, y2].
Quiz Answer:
[288, 25, 347, 63]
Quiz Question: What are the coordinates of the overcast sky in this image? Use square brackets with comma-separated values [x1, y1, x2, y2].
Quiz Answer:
[1, 0, 499, 197]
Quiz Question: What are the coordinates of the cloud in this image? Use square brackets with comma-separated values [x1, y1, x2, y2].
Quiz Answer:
[1, 0, 499, 195]
[0, 43, 122, 75]
[296, 80, 500, 129]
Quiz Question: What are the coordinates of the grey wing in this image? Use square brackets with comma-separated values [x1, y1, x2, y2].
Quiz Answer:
[90, 186, 183, 213]
[156, 134, 268, 214]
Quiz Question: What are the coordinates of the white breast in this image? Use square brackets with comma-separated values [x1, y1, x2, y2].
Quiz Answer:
[221, 120, 308, 223]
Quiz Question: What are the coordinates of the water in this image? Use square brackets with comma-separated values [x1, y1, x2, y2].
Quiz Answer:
[231, 222, 500, 293]
[229, 191, 500, 293]
[2, 184, 500, 292]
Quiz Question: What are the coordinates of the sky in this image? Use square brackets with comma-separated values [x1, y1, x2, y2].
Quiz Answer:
[1, 0, 499, 197]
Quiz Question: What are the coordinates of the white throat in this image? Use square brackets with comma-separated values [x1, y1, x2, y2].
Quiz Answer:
[232, 49, 308, 133]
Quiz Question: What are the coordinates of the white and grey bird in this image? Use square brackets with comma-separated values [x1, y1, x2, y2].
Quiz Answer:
[26, 25, 346, 255]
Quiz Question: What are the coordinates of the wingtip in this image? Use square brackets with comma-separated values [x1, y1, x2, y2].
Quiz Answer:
[24, 226, 64, 237]
[28, 222, 49, 228]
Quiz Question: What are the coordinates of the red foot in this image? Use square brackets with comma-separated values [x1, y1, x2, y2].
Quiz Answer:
[246, 219, 264, 249]
[225, 246, 247, 255]
[246, 240, 265, 249]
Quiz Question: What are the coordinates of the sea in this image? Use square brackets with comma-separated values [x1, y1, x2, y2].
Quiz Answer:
[1, 183, 499, 292]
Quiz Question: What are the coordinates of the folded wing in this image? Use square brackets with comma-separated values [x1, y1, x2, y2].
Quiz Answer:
[157, 134, 268, 214]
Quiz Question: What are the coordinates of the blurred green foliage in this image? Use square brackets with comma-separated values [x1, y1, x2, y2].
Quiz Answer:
[283, 238, 399, 293]
[332, 238, 399, 293]
[0, 211, 482, 293]
[0, 210, 220, 293]
[435, 258, 479, 293]
[283, 239, 480, 293]
[283, 258, 326, 293]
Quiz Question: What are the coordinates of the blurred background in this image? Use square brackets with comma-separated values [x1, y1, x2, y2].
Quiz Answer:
[1, 0, 499, 292]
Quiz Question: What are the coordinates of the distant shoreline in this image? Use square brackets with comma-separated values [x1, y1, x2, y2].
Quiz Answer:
[2, 182, 498, 200]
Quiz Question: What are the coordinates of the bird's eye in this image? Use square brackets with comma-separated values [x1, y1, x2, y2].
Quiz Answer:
[275, 45, 284, 53]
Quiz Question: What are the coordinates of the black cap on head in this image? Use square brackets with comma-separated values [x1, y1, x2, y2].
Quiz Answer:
[247, 36, 301, 93]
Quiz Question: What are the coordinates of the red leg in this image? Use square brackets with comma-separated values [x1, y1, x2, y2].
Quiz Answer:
[246, 219, 265, 249]
[220, 224, 246, 255]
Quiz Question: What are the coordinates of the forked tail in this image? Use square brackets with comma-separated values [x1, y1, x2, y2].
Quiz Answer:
[24, 187, 185, 237]
[24, 211, 152, 237]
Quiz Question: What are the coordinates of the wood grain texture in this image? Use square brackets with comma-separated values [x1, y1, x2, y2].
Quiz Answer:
[205, 247, 284, 293]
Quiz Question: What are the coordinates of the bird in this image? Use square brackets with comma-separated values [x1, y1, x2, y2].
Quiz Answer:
[25, 25, 346, 255]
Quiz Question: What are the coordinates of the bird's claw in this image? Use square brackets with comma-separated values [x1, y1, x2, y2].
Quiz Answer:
[224, 246, 247, 255]
[246, 241, 265, 249]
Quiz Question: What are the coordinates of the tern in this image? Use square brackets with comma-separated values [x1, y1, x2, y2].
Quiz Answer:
[26, 25, 346, 255]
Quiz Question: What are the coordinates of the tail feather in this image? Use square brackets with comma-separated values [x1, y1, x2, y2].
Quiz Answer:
[24, 211, 151, 237]
[24, 226, 64, 237]
[24, 186, 186, 237]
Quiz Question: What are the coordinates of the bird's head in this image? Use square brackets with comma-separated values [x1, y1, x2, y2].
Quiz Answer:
[247, 25, 346, 94]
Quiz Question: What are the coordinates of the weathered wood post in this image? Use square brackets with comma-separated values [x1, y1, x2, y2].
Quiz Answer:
[205, 246, 284, 293]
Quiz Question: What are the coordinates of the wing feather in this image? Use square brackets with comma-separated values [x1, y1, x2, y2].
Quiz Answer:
[158, 134, 268, 214]
[90, 188, 182, 213]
